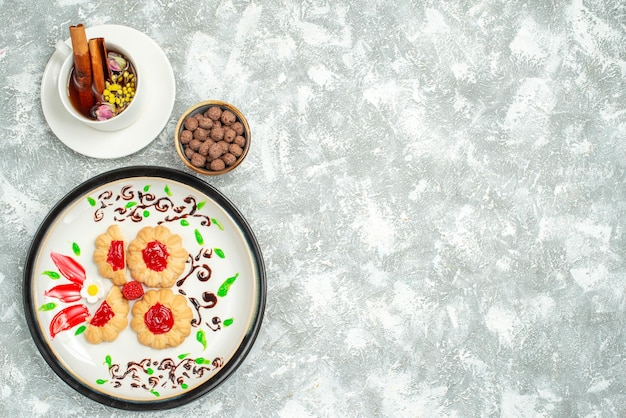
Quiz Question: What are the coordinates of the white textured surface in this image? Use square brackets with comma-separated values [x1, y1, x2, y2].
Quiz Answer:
[1, 0, 626, 416]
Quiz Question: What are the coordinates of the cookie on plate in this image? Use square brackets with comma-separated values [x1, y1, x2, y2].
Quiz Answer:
[131, 288, 193, 349]
[93, 224, 128, 285]
[84, 286, 130, 344]
[127, 225, 188, 288]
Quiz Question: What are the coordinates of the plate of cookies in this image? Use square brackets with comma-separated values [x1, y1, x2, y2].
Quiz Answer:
[22, 166, 266, 410]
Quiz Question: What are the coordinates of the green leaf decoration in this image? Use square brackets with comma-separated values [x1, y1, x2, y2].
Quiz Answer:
[42, 271, 61, 280]
[223, 318, 234, 327]
[218, 273, 239, 297]
[150, 389, 160, 397]
[195, 357, 212, 365]
[197, 201, 206, 210]
[96, 379, 108, 385]
[180, 219, 190, 226]
[143, 185, 151, 192]
[75, 325, 86, 336]
[87, 196, 96, 207]
[181, 383, 188, 389]
[214, 248, 225, 259]
[143, 210, 150, 218]
[196, 330, 207, 350]
[125, 201, 137, 208]
[194, 229, 204, 245]
[178, 353, 190, 359]
[147, 368, 154, 375]
[164, 185, 172, 196]
[104, 355, 112, 368]
[38, 302, 57, 311]
[72, 242, 81, 256]
[211, 218, 224, 230]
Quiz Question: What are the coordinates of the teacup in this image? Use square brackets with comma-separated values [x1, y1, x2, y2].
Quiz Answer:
[55, 39, 145, 132]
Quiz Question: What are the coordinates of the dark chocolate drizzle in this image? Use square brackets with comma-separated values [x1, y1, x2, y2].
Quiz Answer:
[176, 247, 220, 327]
[106, 356, 224, 392]
[176, 248, 213, 287]
[92, 185, 211, 226]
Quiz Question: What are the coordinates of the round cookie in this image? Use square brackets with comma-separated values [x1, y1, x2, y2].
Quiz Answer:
[93, 224, 128, 285]
[84, 286, 130, 344]
[131, 288, 193, 349]
[127, 225, 188, 288]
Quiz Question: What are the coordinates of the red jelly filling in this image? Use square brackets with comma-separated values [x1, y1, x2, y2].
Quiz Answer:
[144, 303, 174, 334]
[142, 240, 169, 272]
[107, 240, 125, 271]
[90, 301, 114, 327]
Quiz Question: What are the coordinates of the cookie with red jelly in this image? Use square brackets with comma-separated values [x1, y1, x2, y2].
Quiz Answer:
[127, 225, 188, 288]
[93, 224, 128, 285]
[130, 288, 192, 349]
[84, 286, 130, 344]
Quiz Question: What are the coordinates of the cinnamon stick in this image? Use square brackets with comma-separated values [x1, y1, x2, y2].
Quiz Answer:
[69, 24, 94, 115]
[88, 38, 109, 95]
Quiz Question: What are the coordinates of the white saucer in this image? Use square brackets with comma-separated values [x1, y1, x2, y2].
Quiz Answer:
[41, 25, 175, 159]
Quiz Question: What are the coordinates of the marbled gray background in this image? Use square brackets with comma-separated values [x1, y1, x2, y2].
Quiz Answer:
[1, 0, 626, 416]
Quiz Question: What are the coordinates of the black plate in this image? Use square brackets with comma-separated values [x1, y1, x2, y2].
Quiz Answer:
[23, 166, 266, 410]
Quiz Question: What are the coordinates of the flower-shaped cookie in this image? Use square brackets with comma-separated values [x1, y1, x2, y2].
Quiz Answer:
[93, 224, 128, 285]
[127, 225, 188, 288]
[131, 289, 192, 349]
[84, 286, 130, 344]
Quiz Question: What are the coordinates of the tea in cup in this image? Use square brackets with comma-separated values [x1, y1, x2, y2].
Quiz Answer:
[56, 25, 145, 132]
